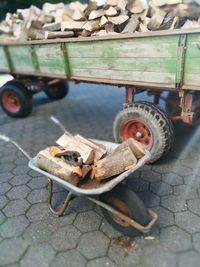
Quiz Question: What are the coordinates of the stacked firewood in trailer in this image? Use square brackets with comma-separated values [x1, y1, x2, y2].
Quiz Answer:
[36, 132, 145, 188]
[0, 0, 199, 42]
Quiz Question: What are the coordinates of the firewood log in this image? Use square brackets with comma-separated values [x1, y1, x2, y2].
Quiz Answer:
[56, 134, 94, 164]
[92, 145, 137, 181]
[37, 147, 81, 185]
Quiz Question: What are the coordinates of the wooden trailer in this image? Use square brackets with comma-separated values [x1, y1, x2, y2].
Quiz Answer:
[0, 28, 199, 162]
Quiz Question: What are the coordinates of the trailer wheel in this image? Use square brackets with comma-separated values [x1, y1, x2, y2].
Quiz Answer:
[0, 81, 33, 118]
[113, 102, 174, 163]
[100, 184, 149, 237]
[45, 81, 69, 100]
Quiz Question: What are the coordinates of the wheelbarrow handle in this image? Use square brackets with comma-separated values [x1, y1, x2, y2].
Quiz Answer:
[0, 134, 32, 161]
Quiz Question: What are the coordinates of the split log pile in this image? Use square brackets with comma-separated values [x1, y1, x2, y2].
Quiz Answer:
[0, 0, 199, 42]
[36, 133, 145, 187]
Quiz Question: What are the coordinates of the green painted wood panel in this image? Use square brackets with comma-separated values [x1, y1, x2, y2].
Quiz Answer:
[8, 45, 35, 72]
[70, 57, 177, 73]
[0, 46, 9, 71]
[35, 44, 65, 75]
[184, 33, 200, 86]
[67, 35, 179, 85]
[67, 35, 179, 59]
[72, 68, 175, 84]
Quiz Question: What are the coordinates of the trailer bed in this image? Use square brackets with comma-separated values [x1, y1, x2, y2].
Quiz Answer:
[0, 28, 199, 91]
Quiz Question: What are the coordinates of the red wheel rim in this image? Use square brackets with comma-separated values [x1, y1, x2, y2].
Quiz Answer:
[108, 197, 132, 227]
[2, 91, 21, 113]
[121, 120, 153, 150]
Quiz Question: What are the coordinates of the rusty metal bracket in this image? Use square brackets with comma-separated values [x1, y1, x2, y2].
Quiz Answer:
[88, 196, 158, 234]
[123, 87, 135, 109]
[48, 179, 73, 217]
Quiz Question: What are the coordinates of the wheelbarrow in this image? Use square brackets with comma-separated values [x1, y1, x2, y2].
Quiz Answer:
[0, 135, 158, 237]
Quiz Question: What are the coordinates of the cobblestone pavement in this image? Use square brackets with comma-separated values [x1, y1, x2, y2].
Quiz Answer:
[0, 81, 200, 267]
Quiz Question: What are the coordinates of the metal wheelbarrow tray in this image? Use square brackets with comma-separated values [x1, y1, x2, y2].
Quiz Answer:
[29, 139, 158, 236]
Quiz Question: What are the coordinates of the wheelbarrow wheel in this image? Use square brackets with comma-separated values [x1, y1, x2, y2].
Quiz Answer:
[113, 101, 174, 163]
[45, 81, 69, 100]
[99, 184, 149, 237]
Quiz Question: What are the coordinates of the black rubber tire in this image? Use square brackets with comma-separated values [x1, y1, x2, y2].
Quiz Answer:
[100, 184, 149, 237]
[45, 81, 69, 100]
[0, 80, 33, 118]
[113, 101, 175, 163]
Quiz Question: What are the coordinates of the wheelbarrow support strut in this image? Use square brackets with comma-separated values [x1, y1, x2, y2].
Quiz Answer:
[47, 179, 158, 234]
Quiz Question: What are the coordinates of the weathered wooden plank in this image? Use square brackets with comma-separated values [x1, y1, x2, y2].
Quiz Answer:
[184, 33, 200, 58]
[69, 57, 177, 73]
[71, 68, 176, 84]
[0, 46, 9, 71]
[8, 46, 35, 72]
[67, 37, 179, 59]
[184, 59, 200, 74]
[35, 44, 66, 75]
[184, 74, 200, 86]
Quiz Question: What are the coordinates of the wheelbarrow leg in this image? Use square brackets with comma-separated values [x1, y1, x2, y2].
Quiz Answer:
[48, 179, 73, 217]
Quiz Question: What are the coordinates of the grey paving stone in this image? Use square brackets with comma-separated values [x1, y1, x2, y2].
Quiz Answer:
[6, 185, 31, 200]
[141, 244, 176, 267]
[27, 188, 48, 204]
[20, 244, 56, 267]
[0, 237, 28, 265]
[137, 191, 160, 208]
[0, 182, 11, 195]
[78, 231, 109, 260]
[140, 170, 161, 183]
[175, 211, 200, 234]
[188, 199, 200, 216]
[23, 220, 55, 244]
[12, 165, 30, 175]
[178, 250, 200, 267]
[50, 250, 86, 267]
[47, 208, 77, 226]
[3, 199, 30, 217]
[87, 257, 117, 267]
[0, 194, 8, 209]
[27, 177, 47, 189]
[152, 206, 174, 228]
[0, 164, 15, 174]
[193, 232, 200, 252]
[10, 174, 31, 186]
[26, 202, 50, 222]
[0, 215, 29, 238]
[173, 184, 198, 199]
[50, 225, 81, 251]
[108, 237, 141, 267]
[150, 181, 173, 196]
[126, 178, 149, 192]
[0, 172, 14, 183]
[100, 219, 121, 239]
[162, 173, 183, 186]
[0, 211, 6, 225]
[28, 170, 44, 178]
[160, 225, 192, 252]
[161, 195, 187, 212]
[74, 210, 102, 233]
[70, 196, 94, 212]
[183, 174, 200, 186]
[152, 161, 182, 174]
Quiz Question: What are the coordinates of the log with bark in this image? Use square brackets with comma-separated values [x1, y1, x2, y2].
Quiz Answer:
[92, 143, 138, 181]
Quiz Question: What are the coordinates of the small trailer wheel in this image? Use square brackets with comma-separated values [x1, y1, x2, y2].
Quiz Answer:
[99, 184, 149, 237]
[45, 81, 69, 100]
[0, 81, 33, 118]
[113, 102, 174, 163]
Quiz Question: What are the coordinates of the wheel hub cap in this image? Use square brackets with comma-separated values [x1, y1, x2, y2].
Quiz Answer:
[121, 120, 154, 150]
[2, 92, 21, 113]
